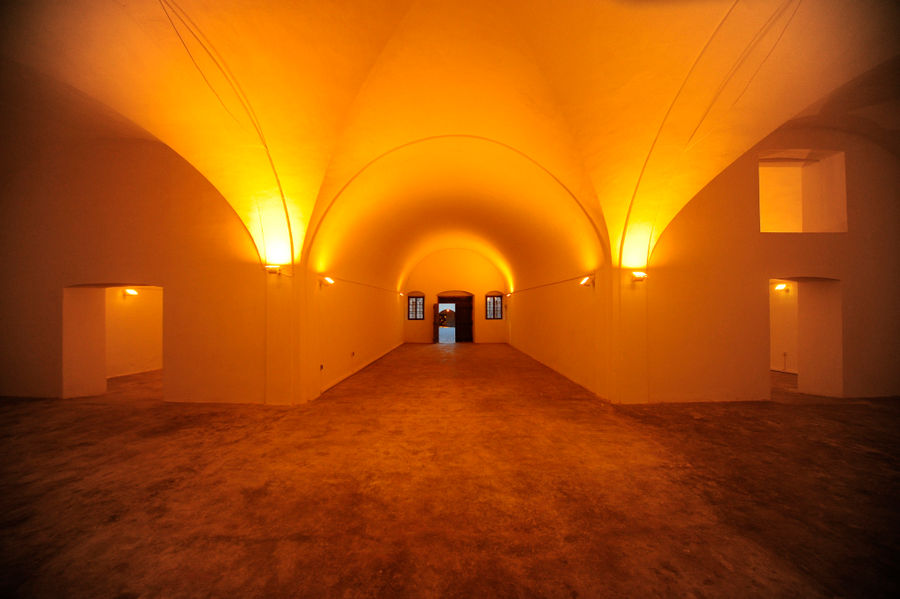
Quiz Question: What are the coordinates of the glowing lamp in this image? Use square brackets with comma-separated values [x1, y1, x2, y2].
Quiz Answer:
[775, 283, 787, 291]
[579, 276, 592, 286]
[124, 288, 138, 296]
[323, 276, 335, 285]
[632, 271, 648, 282]
[264, 264, 281, 275]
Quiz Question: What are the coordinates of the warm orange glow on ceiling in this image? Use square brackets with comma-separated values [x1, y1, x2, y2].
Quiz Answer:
[621, 223, 654, 270]
[3, 0, 896, 270]
[399, 236, 514, 293]
[308, 136, 601, 291]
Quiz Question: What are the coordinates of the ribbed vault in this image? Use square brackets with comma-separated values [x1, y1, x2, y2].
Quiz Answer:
[307, 136, 603, 292]
[2, 0, 897, 268]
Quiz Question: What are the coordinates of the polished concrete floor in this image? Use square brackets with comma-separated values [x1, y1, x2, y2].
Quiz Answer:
[1, 343, 898, 598]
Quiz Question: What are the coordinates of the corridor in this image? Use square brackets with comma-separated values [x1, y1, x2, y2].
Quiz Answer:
[1, 344, 898, 598]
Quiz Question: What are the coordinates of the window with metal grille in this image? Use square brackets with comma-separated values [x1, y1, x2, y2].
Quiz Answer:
[485, 294, 503, 319]
[407, 295, 424, 320]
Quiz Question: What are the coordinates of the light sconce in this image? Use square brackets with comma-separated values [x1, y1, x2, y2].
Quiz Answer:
[774, 283, 789, 292]
[579, 276, 593, 287]
[321, 276, 335, 286]
[264, 264, 281, 275]
[631, 271, 648, 282]
[123, 288, 138, 298]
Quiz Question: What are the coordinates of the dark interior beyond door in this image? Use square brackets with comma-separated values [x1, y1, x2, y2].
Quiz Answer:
[432, 303, 439, 343]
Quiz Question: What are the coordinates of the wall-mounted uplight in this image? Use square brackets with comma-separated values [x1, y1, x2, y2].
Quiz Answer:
[774, 283, 788, 292]
[322, 276, 335, 285]
[579, 276, 593, 287]
[632, 271, 648, 282]
[264, 264, 281, 275]
[123, 288, 139, 297]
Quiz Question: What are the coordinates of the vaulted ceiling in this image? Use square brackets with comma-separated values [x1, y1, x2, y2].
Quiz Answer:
[3, 0, 898, 279]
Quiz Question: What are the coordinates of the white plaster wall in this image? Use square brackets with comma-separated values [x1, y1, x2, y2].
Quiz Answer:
[802, 152, 847, 232]
[759, 165, 803, 232]
[0, 67, 266, 402]
[62, 288, 107, 398]
[315, 278, 403, 393]
[105, 286, 163, 378]
[769, 280, 799, 373]
[508, 275, 609, 399]
[648, 125, 899, 401]
[798, 280, 843, 396]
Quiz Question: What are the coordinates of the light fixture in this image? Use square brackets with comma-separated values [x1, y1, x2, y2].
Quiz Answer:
[632, 271, 648, 282]
[264, 264, 281, 275]
[323, 276, 335, 285]
[579, 276, 593, 287]
[775, 283, 788, 291]
[124, 288, 138, 296]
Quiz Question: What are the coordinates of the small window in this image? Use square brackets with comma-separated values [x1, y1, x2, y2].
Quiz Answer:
[485, 294, 503, 320]
[407, 295, 424, 320]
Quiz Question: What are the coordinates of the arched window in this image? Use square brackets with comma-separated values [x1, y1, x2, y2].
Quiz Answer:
[407, 291, 425, 320]
[485, 291, 503, 320]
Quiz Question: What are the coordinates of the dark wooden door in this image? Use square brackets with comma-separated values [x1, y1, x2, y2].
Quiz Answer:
[432, 303, 439, 343]
[451, 297, 474, 342]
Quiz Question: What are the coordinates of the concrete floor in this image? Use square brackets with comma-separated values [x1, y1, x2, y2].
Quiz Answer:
[1, 344, 898, 598]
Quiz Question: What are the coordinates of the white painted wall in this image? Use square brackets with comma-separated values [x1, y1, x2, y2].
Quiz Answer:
[508, 277, 608, 398]
[759, 164, 804, 232]
[798, 280, 843, 396]
[0, 67, 266, 403]
[803, 152, 847, 233]
[316, 278, 403, 393]
[648, 125, 899, 401]
[105, 286, 163, 378]
[61, 288, 107, 398]
[769, 280, 799, 373]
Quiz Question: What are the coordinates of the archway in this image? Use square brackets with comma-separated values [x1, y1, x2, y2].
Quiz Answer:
[434, 291, 474, 344]
[302, 136, 606, 396]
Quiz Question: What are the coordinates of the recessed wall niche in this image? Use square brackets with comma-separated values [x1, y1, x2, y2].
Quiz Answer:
[758, 149, 847, 233]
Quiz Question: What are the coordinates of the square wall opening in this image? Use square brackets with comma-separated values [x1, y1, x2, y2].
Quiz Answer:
[62, 285, 163, 398]
[759, 150, 847, 232]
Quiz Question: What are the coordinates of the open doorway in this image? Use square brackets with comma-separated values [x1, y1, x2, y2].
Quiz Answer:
[769, 278, 842, 397]
[769, 279, 798, 392]
[62, 285, 163, 398]
[437, 303, 456, 343]
[433, 292, 474, 343]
